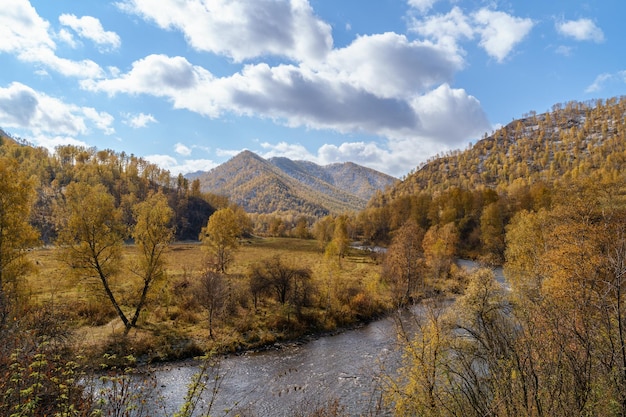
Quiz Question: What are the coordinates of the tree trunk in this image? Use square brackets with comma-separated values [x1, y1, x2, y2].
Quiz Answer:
[96, 261, 130, 332]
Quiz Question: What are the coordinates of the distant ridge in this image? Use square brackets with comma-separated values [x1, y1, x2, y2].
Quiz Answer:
[191, 151, 398, 216]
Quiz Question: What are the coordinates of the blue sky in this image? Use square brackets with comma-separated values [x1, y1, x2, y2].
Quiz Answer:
[1, 0, 624, 178]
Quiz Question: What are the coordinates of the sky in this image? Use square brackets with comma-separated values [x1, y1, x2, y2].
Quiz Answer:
[1, 0, 624, 178]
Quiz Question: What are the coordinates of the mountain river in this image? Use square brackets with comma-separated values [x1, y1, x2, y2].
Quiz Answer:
[138, 261, 503, 416]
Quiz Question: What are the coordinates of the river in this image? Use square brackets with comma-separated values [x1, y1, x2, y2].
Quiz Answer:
[148, 313, 401, 416]
[142, 261, 503, 416]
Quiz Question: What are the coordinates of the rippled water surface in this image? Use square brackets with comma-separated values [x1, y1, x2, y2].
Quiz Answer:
[152, 315, 402, 416]
[147, 261, 502, 416]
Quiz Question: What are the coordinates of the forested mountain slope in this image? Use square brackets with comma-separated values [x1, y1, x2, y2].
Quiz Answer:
[357, 97, 626, 260]
[0, 133, 219, 241]
[269, 157, 398, 202]
[194, 150, 397, 216]
[382, 97, 626, 201]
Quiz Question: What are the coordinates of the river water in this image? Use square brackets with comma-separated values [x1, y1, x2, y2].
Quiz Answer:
[144, 261, 503, 416]
[149, 314, 401, 416]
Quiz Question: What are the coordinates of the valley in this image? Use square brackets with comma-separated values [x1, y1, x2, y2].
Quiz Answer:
[2, 97, 626, 415]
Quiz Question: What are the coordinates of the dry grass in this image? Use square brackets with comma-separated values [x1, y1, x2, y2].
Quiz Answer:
[22, 238, 388, 363]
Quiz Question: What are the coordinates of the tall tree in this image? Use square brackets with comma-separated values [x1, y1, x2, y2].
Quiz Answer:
[480, 201, 506, 264]
[56, 182, 130, 330]
[422, 222, 458, 280]
[387, 302, 452, 416]
[0, 157, 39, 323]
[196, 270, 227, 339]
[201, 207, 242, 273]
[330, 215, 350, 259]
[128, 192, 174, 334]
[382, 219, 425, 305]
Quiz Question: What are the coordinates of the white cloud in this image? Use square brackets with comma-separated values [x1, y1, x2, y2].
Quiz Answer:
[0, 0, 104, 78]
[59, 14, 121, 51]
[0, 82, 114, 137]
[25, 47, 104, 78]
[216, 148, 244, 158]
[82, 107, 115, 135]
[29, 134, 91, 152]
[82, 44, 480, 142]
[472, 9, 534, 62]
[83, 33, 489, 176]
[123, 112, 157, 128]
[408, 0, 442, 14]
[144, 154, 217, 175]
[259, 141, 316, 161]
[84, 2, 492, 177]
[116, 0, 333, 63]
[410, 6, 474, 49]
[175, 142, 192, 156]
[410, 83, 487, 142]
[57, 28, 78, 48]
[557, 18, 604, 43]
[81, 54, 219, 114]
[318, 141, 392, 168]
[322, 32, 464, 98]
[0, 0, 54, 54]
[410, 6, 534, 63]
[585, 71, 626, 93]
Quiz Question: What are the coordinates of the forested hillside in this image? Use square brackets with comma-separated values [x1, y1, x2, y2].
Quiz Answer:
[268, 157, 398, 202]
[389, 97, 625, 197]
[0, 132, 221, 241]
[193, 150, 397, 217]
[357, 97, 626, 263]
[383, 97, 626, 417]
[2, 97, 626, 416]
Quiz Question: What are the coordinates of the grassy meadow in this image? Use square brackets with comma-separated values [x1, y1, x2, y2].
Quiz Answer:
[22, 237, 390, 364]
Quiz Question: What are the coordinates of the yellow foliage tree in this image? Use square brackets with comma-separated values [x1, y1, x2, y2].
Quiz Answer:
[423, 222, 458, 280]
[0, 157, 39, 322]
[201, 207, 242, 273]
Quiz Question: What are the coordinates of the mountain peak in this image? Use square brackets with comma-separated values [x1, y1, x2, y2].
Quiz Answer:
[191, 152, 397, 216]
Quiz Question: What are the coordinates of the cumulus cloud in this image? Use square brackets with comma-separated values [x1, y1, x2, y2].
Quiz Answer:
[322, 32, 463, 98]
[410, 7, 474, 49]
[259, 141, 316, 161]
[472, 9, 534, 62]
[410, 83, 487, 142]
[82, 0, 497, 176]
[29, 134, 91, 152]
[59, 14, 121, 51]
[83, 31, 487, 146]
[57, 28, 78, 48]
[410, 7, 534, 63]
[144, 154, 217, 175]
[123, 112, 157, 128]
[556, 18, 604, 43]
[0, 82, 114, 137]
[116, 0, 333, 63]
[0, 0, 104, 78]
[175, 142, 192, 156]
[82, 107, 115, 135]
[81, 54, 218, 113]
[318, 141, 392, 167]
[0, 0, 54, 54]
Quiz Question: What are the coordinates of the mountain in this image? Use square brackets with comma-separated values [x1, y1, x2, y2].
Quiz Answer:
[192, 151, 397, 216]
[379, 98, 626, 202]
[267, 157, 396, 202]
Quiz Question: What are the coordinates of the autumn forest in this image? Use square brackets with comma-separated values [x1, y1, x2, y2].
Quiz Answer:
[2, 96, 626, 415]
